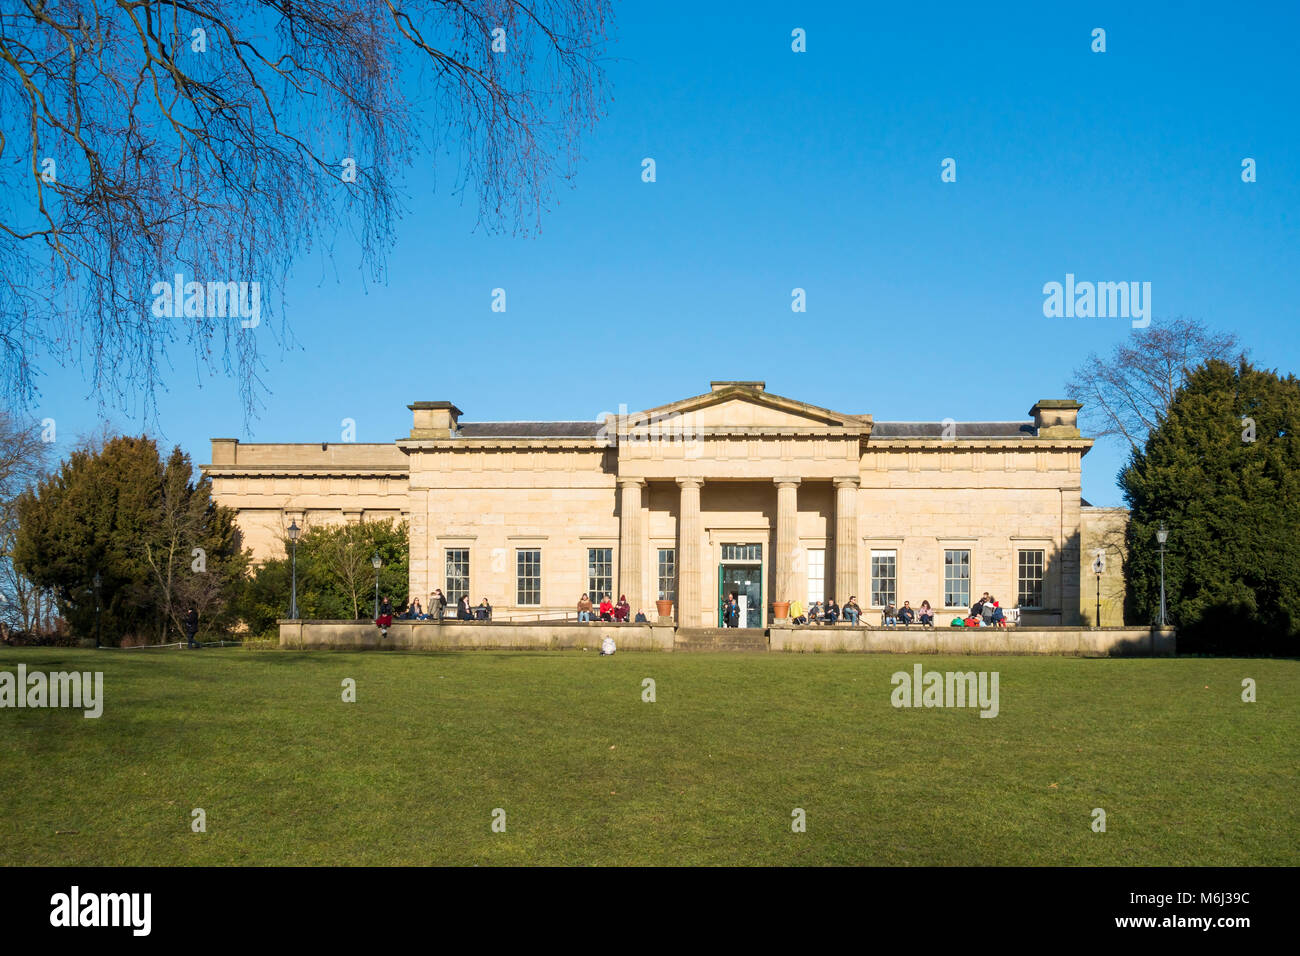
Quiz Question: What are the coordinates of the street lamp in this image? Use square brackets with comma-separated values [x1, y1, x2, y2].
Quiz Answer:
[92, 571, 102, 648]
[287, 520, 301, 620]
[371, 552, 382, 619]
[1156, 524, 1169, 627]
[1091, 552, 1104, 628]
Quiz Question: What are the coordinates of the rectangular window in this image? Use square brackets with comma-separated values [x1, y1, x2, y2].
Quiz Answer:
[870, 550, 897, 608]
[944, 549, 971, 608]
[516, 549, 541, 606]
[1018, 549, 1045, 608]
[721, 543, 762, 562]
[587, 547, 613, 601]
[806, 548, 825, 605]
[657, 548, 676, 603]
[445, 549, 470, 606]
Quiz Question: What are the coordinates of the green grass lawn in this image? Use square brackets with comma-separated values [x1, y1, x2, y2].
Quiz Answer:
[1, 648, 1296, 866]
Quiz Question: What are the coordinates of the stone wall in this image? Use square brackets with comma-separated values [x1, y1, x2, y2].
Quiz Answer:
[279, 620, 1174, 656]
[769, 625, 1174, 656]
[279, 620, 675, 651]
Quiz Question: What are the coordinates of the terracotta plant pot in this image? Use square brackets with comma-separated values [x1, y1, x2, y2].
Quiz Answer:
[772, 601, 791, 620]
[655, 599, 674, 619]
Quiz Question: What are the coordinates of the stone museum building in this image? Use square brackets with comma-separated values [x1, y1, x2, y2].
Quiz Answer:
[206, 381, 1126, 627]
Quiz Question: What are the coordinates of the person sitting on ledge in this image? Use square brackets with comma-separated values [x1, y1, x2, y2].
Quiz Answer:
[824, 598, 840, 625]
[843, 596, 862, 626]
[882, 602, 898, 627]
[430, 589, 447, 621]
[807, 600, 823, 624]
[789, 598, 807, 625]
[598, 595, 614, 622]
[457, 595, 473, 621]
[577, 593, 593, 622]
[614, 594, 630, 622]
[918, 600, 934, 628]
[634, 609, 647, 623]
[475, 598, 492, 621]
[988, 597, 1005, 627]
[898, 601, 915, 626]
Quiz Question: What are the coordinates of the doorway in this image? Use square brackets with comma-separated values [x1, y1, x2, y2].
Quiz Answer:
[718, 546, 763, 628]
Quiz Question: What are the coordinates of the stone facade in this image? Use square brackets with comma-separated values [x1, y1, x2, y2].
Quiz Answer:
[206, 381, 1127, 627]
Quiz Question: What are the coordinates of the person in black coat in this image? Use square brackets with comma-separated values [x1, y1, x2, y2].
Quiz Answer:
[183, 607, 199, 648]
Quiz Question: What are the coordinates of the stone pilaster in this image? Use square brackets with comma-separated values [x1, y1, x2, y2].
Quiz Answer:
[774, 478, 801, 605]
[676, 477, 703, 626]
[618, 478, 645, 610]
[834, 477, 860, 604]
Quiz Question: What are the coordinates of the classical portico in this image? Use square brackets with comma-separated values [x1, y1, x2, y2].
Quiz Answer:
[206, 380, 1107, 627]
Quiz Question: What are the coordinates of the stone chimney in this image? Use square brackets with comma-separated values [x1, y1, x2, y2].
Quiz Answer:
[1029, 400, 1083, 438]
[409, 401, 463, 439]
[210, 438, 238, 464]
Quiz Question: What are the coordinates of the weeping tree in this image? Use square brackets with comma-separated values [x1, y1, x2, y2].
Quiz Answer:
[0, 1, 612, 418]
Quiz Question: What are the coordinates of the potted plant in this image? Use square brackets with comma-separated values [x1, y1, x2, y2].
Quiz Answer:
[655, 598, 674, 619]
[772, 601, 791, 620]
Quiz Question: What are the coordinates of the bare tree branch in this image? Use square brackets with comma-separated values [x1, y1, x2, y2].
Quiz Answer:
[0, 0, 612, 420]
[1066, 316, 1246, 453]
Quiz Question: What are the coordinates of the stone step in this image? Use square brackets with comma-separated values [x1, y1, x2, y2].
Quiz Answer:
[674, 627, 769, 652]
[675, 643, 768, 652]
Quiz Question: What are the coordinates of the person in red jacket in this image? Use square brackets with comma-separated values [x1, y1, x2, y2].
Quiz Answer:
[598, 595, 614, 621]
[614, 594, 630, 622]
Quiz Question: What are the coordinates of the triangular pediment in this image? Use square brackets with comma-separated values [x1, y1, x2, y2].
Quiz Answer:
[630, 385, 871, 432]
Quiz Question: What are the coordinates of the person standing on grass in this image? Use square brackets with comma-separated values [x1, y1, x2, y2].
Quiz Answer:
[184, 607, 199, 649]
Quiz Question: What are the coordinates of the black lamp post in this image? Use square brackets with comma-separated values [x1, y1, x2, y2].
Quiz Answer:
[1156, 524, 1169, 627]
[1090, 550, 1105, 628]
[288, 519, 301, 620]
[371, 552, 382, 619]
[92, 571, 102, 648]
[1095, 567, 1102, 627]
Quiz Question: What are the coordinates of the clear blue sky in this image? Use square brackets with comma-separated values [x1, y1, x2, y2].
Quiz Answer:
[32, 0, 1300, 506]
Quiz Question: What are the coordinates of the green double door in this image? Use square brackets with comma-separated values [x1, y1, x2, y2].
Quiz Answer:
[718, 564, 763, 628]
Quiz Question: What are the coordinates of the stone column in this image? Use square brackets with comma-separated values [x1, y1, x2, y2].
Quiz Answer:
[774, 478, 801, 604]
[618, 478, 644, 611]
[834, 477, 860, 603]
[676, 477, 703, 627]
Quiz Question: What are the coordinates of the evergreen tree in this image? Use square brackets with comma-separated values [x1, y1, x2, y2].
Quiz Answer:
[13, 437, 248, 644]
[1121, 359, 1299, 654]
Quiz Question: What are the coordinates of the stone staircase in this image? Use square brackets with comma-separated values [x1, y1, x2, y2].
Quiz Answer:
[674, 627, 769, 652]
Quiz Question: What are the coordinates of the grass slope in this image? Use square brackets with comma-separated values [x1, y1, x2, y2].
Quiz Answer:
[1, 649, 1295, 866]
